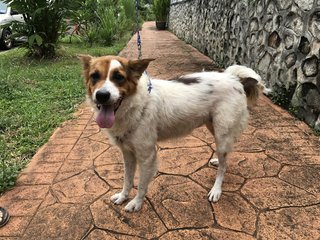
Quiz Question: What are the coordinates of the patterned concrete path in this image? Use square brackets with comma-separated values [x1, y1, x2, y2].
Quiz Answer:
[1, 22, 320, 240]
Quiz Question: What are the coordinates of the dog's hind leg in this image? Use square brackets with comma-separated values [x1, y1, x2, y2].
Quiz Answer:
[207, 119, 236, 202]
[205, 122, 219, 166]
[124, 147, 157, 212]
[208, 151, 227, 202]
[111, 149, 136, 205]
[208, 99, 248, 202]
[206, 121, 228, 201]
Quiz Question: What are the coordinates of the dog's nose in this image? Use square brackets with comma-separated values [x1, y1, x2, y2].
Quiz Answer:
[95, 90, 111, 104]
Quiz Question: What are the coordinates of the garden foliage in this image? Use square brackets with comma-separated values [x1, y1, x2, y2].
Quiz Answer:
[69, 0, 137, 46]
[5, 0, 153, 58]
[5, 0, 80, 58]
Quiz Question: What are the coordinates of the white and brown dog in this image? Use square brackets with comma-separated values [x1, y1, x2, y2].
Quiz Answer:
[79, 55, 267, 212]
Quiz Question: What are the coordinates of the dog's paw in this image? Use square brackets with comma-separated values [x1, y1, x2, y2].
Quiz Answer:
[110, 192, 128, 205]
[209, 158, 219, 166]
[208, 187, 222, 202]
[124, 198, 143, 212]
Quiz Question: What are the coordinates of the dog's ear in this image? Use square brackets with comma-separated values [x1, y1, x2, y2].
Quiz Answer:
[78, 54, 93, 70]
[128, 58, 155, 76]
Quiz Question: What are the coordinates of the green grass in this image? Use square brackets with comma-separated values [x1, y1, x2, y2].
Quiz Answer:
[0, 34, 131, 193]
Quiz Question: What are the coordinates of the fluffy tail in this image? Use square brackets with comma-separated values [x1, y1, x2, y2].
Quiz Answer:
[225, 65, 271, 107]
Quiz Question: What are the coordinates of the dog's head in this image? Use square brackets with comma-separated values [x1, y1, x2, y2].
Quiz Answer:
[79, 55, 154, 128]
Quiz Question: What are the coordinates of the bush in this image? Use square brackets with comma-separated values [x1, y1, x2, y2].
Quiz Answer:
[138, 0, 155, 21]
[153, 0, 170, 21]
[143, 3, 155, 21]
[119, 0, 136, 31]
[68, 0, 138, 46]
[96, 7, 117, 46]
[5, 0, 80, 58]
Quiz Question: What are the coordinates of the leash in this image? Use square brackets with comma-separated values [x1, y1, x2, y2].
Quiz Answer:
[135, 0, 153, 93]
[135, 0, 142, 60]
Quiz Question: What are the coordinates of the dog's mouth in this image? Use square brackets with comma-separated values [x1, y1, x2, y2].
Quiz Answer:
[95, 97, 123, 128]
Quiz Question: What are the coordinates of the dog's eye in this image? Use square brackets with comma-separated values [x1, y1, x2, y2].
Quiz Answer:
[113, 71, 125, 84]
[90, 71, 100, 84]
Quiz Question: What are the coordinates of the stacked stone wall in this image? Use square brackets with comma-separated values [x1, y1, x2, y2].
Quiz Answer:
[169, 0, 320, 129]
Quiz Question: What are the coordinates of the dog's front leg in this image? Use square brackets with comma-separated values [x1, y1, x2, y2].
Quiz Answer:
[111, 149, 136, 205]
[124, 148, 157, 212]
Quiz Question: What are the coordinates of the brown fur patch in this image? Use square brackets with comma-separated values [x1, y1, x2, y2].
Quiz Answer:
[240, 77, 260, 107]
[111, 67, 138, 96]
[176, 76, 201, 85]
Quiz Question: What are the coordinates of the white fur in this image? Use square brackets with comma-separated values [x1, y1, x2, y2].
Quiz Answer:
[96, 80, 120, 102]
[93, 60, 121, 103]
[225, 65, 262, 82]
[109, 59, 122, 72]
[91, 65, 262, 212]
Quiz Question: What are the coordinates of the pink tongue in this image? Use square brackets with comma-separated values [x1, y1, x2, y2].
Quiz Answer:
[96, 105, 115, 128]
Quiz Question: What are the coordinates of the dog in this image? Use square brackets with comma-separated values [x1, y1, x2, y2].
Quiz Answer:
[79, 55, 267, 212]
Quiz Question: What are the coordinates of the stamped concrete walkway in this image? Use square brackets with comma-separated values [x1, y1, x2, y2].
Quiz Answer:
[1, 22, 320, 240]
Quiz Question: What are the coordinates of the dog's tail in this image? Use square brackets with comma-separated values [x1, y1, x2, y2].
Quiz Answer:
[225, 65, 271, 107]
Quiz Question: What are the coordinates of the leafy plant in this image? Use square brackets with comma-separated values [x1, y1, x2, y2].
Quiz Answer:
[0, 159, 24, 193]
[96, 7, 117, 46]
[118, 0, 137, 33]
[153, 0, 170, 21]
[67, 0, 98, 45]
[68, 0, 139, 47]
[5, 0, 81, 58]
[143, 2, 155, 21]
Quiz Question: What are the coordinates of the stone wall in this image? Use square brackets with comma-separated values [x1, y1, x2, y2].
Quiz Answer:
[169, 0, 320, 130]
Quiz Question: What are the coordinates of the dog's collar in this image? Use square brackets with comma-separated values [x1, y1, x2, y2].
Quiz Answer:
[144, 71, 152, 93]
[147, 79, 152, 93]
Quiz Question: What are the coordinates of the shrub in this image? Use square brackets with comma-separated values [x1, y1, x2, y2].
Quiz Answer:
[119, 0, 136, 33]
[5, 0, 80, 58]
[68, 0, 140, 47]
[96, 7, 117, 46]
[153, 0, 170, 21]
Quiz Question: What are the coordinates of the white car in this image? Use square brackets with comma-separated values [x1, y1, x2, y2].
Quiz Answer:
[0, 1, 24, 50]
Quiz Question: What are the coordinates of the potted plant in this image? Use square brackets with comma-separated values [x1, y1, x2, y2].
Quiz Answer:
[153, 0, 170, 30]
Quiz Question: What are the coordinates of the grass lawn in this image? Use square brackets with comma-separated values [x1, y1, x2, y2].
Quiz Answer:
[0, 34, 131, 193]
